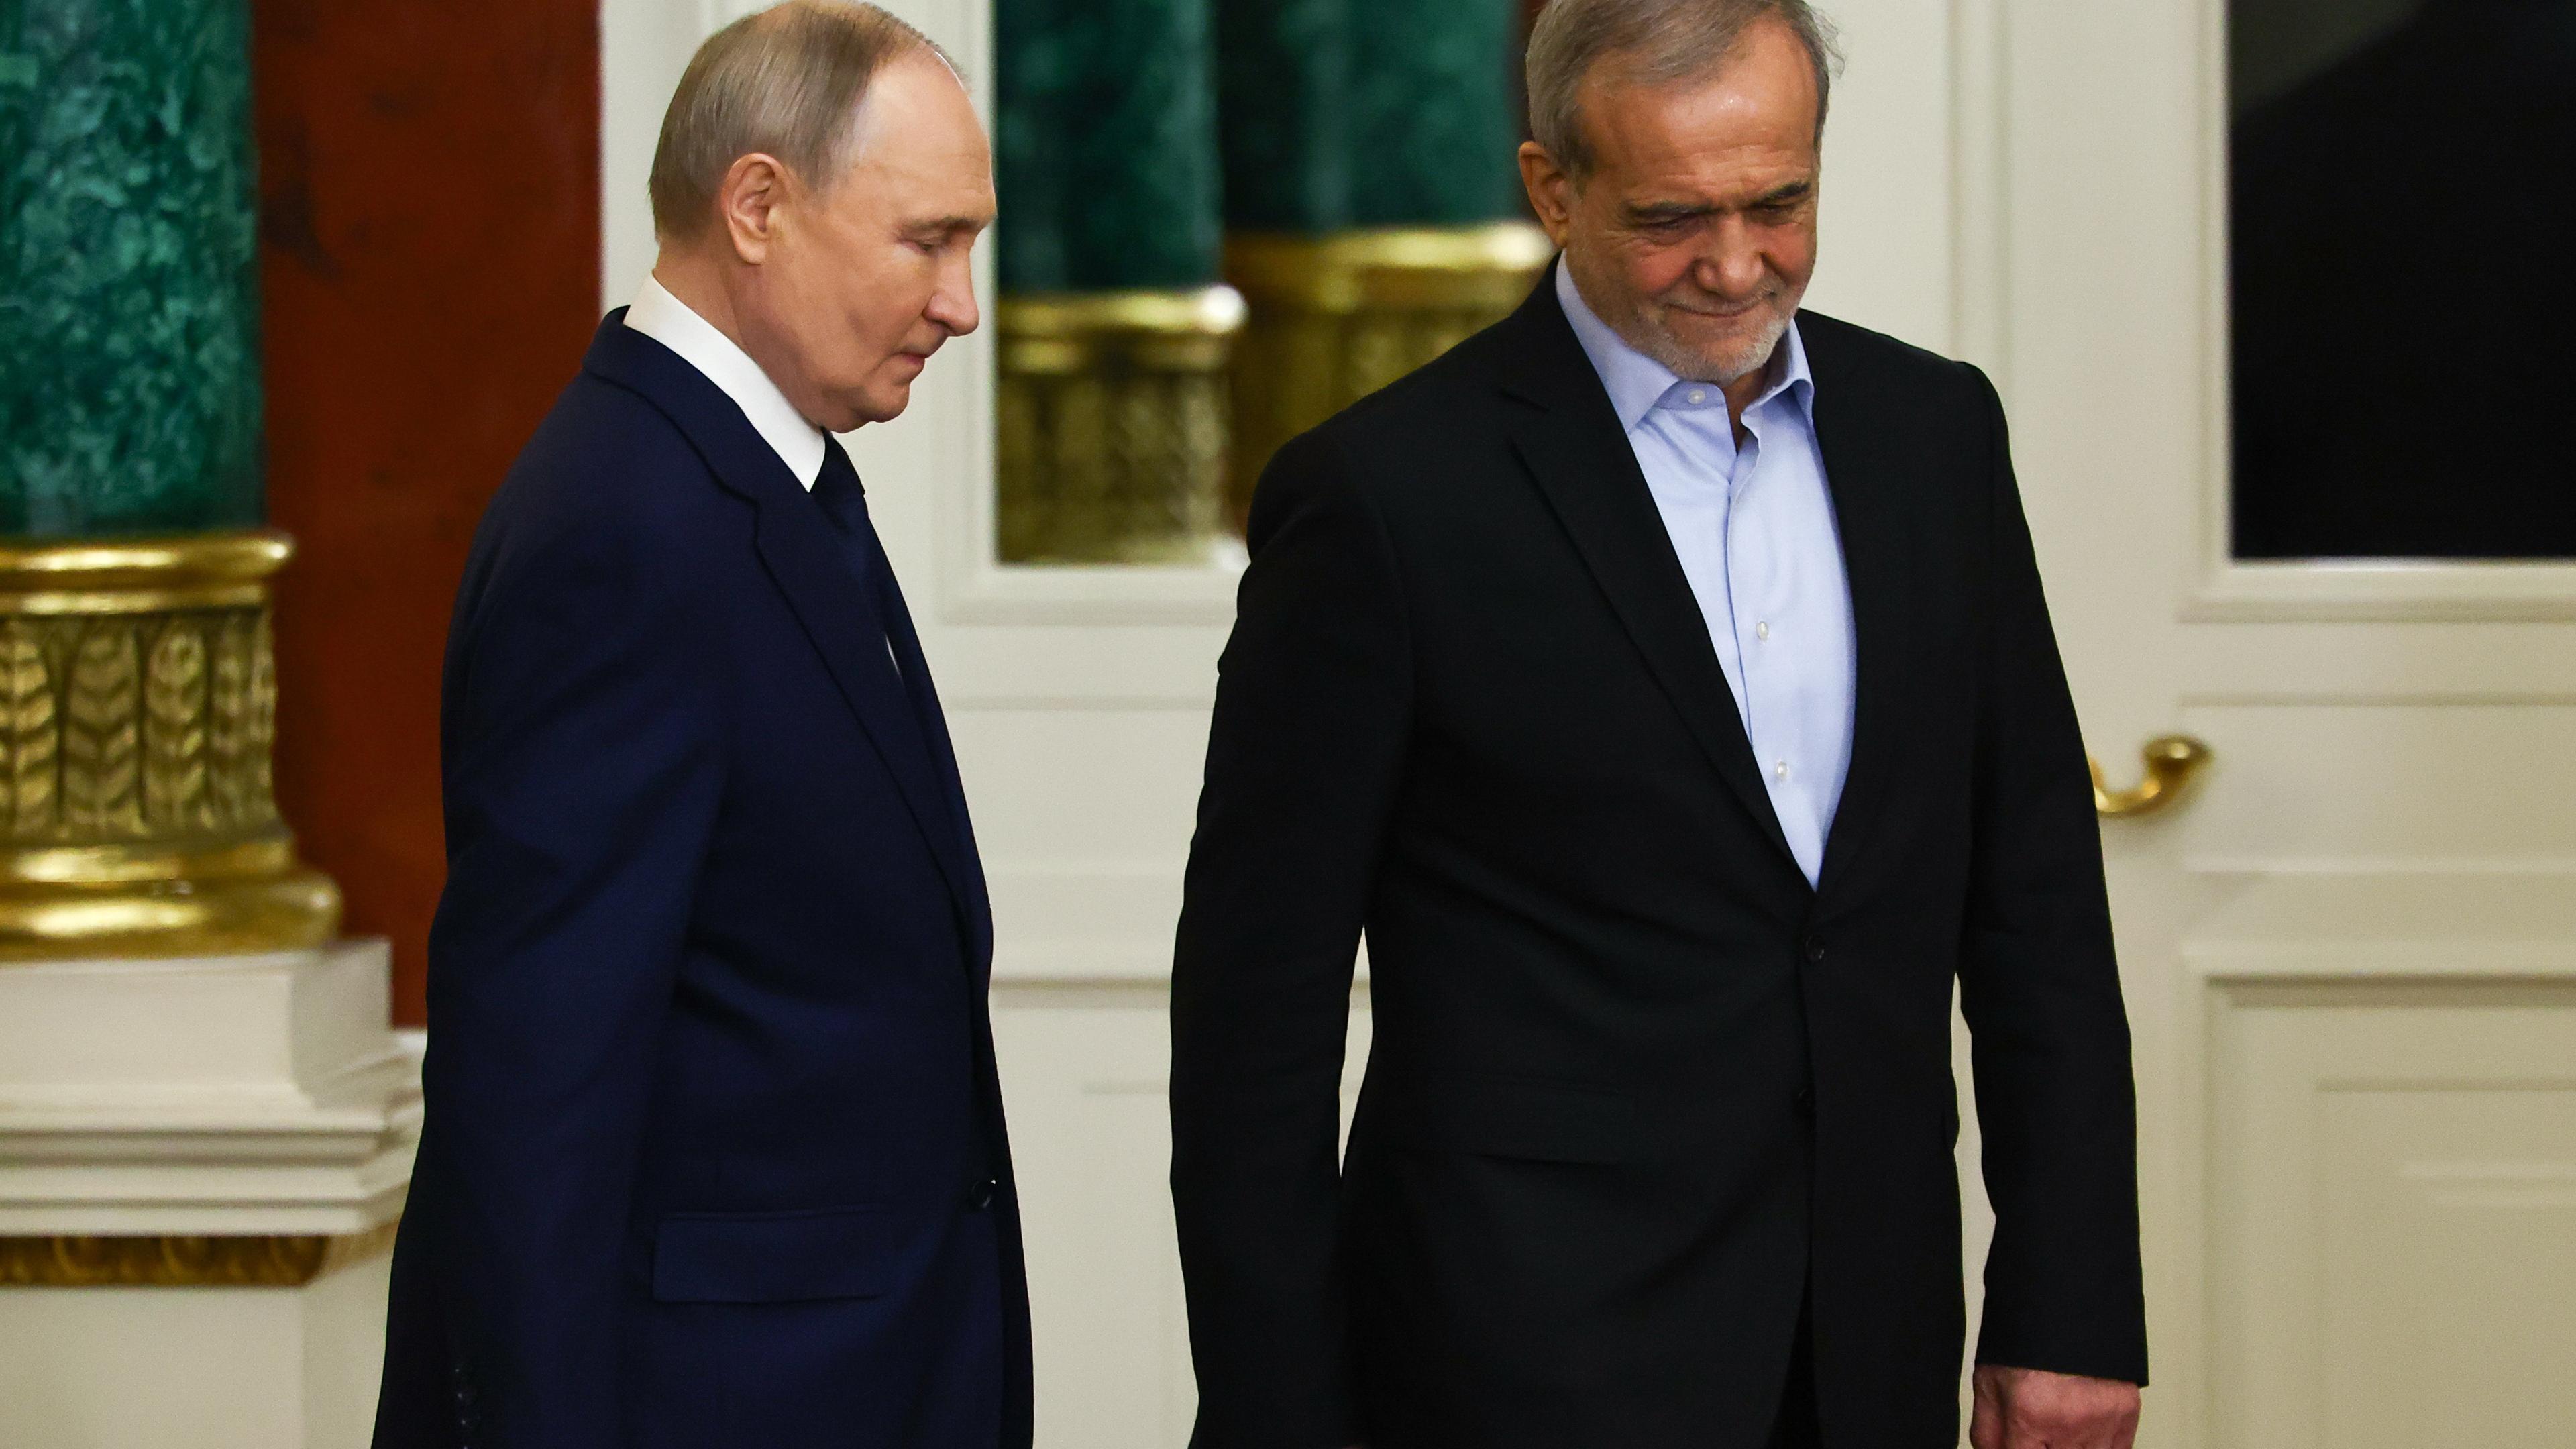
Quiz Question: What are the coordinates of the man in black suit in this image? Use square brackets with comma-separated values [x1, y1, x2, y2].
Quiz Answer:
[375, 6, 1029, 1446]
[1169, 2, 2145, 1447]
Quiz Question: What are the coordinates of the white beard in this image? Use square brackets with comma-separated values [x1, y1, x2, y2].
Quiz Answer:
[1635, 299, 1796, 388]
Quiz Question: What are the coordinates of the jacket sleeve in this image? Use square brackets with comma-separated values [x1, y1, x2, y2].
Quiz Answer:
[1171, 431, 1413, 1449]
[423, 504, 727, 1446]
[1955, 367, 2150, 1387]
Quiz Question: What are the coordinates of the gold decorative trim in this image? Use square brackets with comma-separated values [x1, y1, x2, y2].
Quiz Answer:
[0, 1222, 400, 1287]
[1225, 223, 1559, 312]
[996, 286, 1248, 565]
[0, 531, 340, 961]
[1224, 223, 1556, 525]
[0, 533, 294, 616]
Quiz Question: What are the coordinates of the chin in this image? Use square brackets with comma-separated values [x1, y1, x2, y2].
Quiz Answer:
[839, 388, 911, 430]
[1668, 313, 1791, 384]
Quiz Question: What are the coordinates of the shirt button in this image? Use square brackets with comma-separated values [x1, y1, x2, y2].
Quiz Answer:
[1756, 621, 1770, 641]
[1687, 388, 1707, 405]
[1774, 760, 1790, 781]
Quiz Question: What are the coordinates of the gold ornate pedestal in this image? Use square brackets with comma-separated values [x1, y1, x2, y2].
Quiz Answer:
[0, 1224, 398, 1287]
[0, 533, 339, 960]
[996, 286, 1248, 565]
[1224, 222, 1557, 525]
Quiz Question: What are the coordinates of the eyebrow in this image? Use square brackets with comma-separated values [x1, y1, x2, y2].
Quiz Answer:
[906, 214, 990, 237]
[1623, 180, 1815, 225]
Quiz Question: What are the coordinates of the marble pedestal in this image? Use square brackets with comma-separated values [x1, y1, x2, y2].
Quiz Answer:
[0, 942, 420, 1446]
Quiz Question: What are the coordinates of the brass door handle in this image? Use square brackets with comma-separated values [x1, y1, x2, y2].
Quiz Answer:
[2091, 735, 2210, 818]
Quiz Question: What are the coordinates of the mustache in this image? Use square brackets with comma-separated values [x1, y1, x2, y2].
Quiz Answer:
[1656, 282, 1786, 320]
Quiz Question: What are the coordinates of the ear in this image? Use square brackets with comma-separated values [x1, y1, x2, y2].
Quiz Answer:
[716, 153, 792, 265]
[1519, 142, 1576, 248]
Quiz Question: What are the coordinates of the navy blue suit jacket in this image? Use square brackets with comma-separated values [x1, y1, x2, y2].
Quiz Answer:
[376, 314, 1033, 1449]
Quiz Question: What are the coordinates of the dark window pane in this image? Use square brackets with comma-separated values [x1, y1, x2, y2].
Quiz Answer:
[2229, 0, 2576, 561]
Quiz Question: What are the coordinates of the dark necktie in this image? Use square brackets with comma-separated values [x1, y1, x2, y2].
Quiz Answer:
[809, 439, 885, 603]
[807, 440, 971, 847]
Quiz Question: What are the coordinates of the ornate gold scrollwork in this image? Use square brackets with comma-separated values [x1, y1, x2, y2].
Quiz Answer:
[2091, 735, 2212, 818]
[996, 286, 1248, 565]
[1223, 223, 1557, 528]
[0, 1223, 399, 1287]
[0, 533, 339, 959]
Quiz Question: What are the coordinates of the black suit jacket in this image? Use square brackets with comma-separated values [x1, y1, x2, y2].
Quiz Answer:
[1169, 277, 2145, 1449]
[376, 315, 1032, 1449]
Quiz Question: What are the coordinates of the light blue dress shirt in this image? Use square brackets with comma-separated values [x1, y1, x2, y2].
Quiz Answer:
[1556, 265, 1856, 885]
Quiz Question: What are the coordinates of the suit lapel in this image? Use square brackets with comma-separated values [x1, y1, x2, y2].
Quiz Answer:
[873, 543, 996, 972]
[582, 315, 983, 924]
[1495, 282, 1803, 876]
[747, 499, 985, 922]
[1801, 317, 1915, 896]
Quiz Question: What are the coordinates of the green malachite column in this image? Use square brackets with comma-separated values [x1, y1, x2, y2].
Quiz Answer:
[1346, 0, 1524, 227]
[1, 0, 264, 535]
[1218, 0, 1524, 233]
[997, 0, 1220, 291]
[0, 0, 337, 960]
[1218, 0, 1552, 523]
[1214, 0, 1348, 233]
[994, 0, 1244, 566]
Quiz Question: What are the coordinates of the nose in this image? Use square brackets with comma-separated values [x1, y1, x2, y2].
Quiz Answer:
[926, 250, 979, 338]
[1692, 215, 1769, 301]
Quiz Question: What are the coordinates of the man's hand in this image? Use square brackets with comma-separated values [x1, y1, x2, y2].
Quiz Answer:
[1970, 1365, 2140, 1449]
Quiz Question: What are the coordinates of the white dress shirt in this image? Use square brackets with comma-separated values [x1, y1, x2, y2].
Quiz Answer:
[1557, 265, 1857, 885]
[624, 275, 908, 678]
[623, 274, 827, 490]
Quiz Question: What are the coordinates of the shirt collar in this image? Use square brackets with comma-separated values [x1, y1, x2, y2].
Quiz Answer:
[623, 274, 829, 490]
[1554, 261, 1814, 435]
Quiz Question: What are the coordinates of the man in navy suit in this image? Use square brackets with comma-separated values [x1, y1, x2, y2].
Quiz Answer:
[373, 5, 1024, 1445]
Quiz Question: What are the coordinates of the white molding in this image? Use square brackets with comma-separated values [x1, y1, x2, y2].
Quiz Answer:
[2180, 692, 2576, 710]
[2184, 856, 2576, 881]
[0, 1251, 400, 1447]
[936, 555, 1248, 629]
[1948, 0, 2012, 387]
[2186, 561, 2576, 624]
[2181, 872, 2576, 983]
[2174, 869, 2576, 1448]
[598, 0, 715, 314]
[0, 942, 421, 1236]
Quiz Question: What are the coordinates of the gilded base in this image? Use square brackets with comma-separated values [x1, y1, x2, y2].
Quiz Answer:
[0, 861, 340, 961]
[0, 533, 339, 961]
[1224, 223, 1557, 526]
[0, 1222, 398, 1288]
[996, 287, 1247, 566]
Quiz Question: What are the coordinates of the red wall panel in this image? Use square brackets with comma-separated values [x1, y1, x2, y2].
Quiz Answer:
[254, 0, 600, 1022]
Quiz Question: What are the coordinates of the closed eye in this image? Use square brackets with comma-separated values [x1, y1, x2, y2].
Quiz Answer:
[1629, 209, 1711, 235]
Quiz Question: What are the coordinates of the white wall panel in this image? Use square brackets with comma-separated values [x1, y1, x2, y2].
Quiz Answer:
[2320, 1087, 2576, 1448]
[994, 988, 1372, 1448]
[2201, 977, 2576, 1449]
[1795, 0, 1958, 351]
[2177, 704, 2576, 873]
[949, 708, 1212, 867]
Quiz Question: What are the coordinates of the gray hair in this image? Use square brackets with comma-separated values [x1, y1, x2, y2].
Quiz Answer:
[648, 1, 951, 240]
[1527, 0, 1843, 176]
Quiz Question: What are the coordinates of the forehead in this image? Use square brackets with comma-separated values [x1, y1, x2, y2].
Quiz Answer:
[839, 53, 996, 215]
[1580, 20, 1820, 180]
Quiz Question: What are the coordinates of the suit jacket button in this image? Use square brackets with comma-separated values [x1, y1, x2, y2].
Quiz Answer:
[1802, 936, 1827, 963]
[968, 1178, 998, 1212]
[1793, 1086, 1815, 1118]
